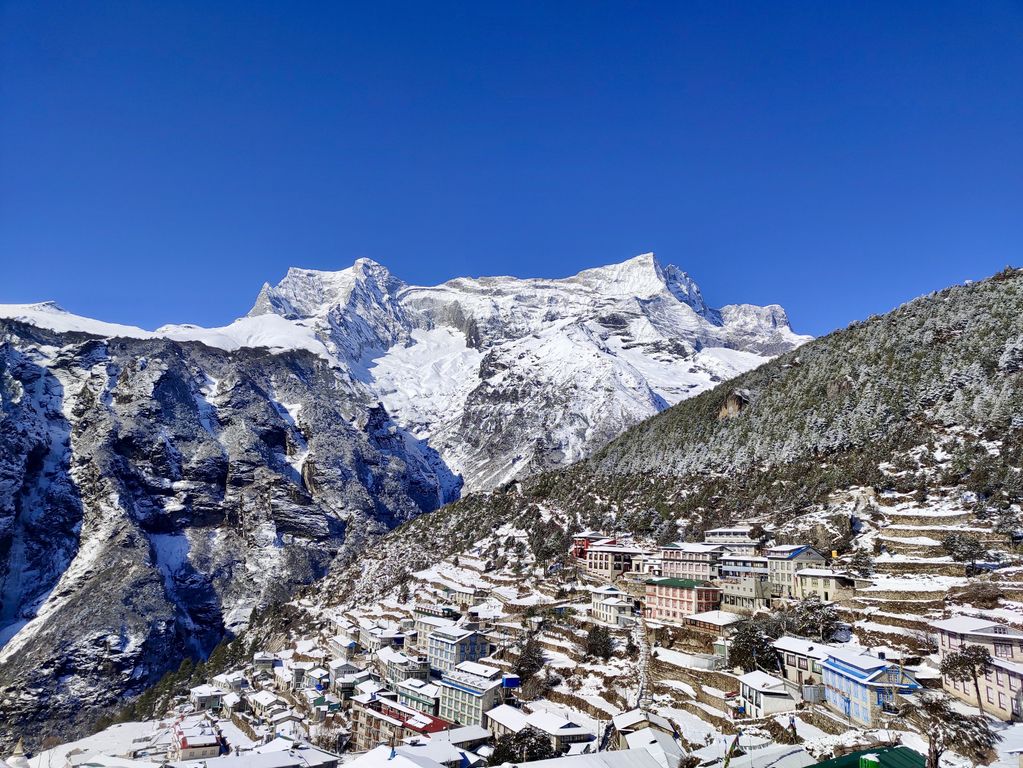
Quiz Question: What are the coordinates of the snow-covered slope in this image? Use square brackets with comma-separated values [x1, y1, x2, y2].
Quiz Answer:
[0, 254, 808, 490]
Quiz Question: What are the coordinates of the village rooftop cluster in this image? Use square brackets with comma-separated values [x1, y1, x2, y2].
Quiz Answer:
[6, 523, 1019, 768]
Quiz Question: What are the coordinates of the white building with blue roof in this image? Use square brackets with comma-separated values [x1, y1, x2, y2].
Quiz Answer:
[821, 647, 919, 726]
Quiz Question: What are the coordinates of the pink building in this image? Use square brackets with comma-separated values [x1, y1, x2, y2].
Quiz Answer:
[644, 578, 721, 623]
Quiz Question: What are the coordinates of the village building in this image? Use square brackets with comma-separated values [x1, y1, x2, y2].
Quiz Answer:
[211, 670, 249, 692]
[332, 666, 374, 699]
[610, 709, 676, 750]
[414, 614, 458, 652]
[427, 625, 488, 673]
[419, 725, 492, 751]
[348, 742, 476, 768]
[437, 661, 506, 726]
[189, 684, 226, 712]
[684, 610, 744, 637]
[792, 569, 857, 602]
[585, 544, 650, 579]
[932, 615, 1023, 720]
[221, 691, 244, 714]
[717, 553, 772, 613]
[485, 704, 593, 752]
[359, 621, 406, 652]
[625, 552, 664, 579]
[660, 543, 730, 581]
[572, 531, 611, 560]
[644, 579, 721, 623]
[350, 690, 450, 751]
[247, 689, 286, 718]
[169, 717, 222, 762]
[379, 646, 432, 687]
[736, 671, 797, 718]
[764, 545, 827, 597]
[703, 525, 761, 554]
[821, 647, 920, 726]
[590, 585, 635, 626]
[252, 652, 276, 673]
[398, 677, 443, 715]
[623, 728, 685, 768]
[328, 632, 360, 659]
[773, 636, 832, 694]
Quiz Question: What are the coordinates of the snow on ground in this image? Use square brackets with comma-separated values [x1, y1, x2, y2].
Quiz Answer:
[369, 327, 483, 440]
[658, 707, 719, 746]
[772, 714, 828, 741]
[28, 720, 160, 767]
[218, 718, 259, 752]
[660, 679, 697, 698]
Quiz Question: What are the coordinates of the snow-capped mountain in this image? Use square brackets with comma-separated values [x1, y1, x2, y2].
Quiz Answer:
[1, 253, 807, 492]
[238, 252, 810, 488]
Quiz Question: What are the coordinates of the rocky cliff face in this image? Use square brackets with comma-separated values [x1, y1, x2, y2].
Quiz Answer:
[0, 323, 457, 745]
[0, 253, 805, 744]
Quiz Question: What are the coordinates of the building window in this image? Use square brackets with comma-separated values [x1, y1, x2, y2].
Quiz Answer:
[996, 643, 1013, 658]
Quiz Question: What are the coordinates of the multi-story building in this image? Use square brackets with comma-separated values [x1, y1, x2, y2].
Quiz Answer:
[821, 647, 919, 727]
[932, 616, 1023, 721]
[427, 626, 488, 674]
[773, 636, 833, 692]
[765, 545, 827, 597]
[717, 553, 771, 613]
[792, 569, 857, 602]
[626, 552, 663, 578]
[703, 525, 761, 554]
[585, 544, 650, 579]
[643, 579, 721, 623]
[397, 677, 443, 716]
[169, 716, 222, 762]
[414, 613, 458, 652]
[359, 620, 405, 652]
[485, 705, 594, 752]
[660, 543, 730, 581]
[571, 531, 611, 560]
[591, 585, 635, 626]
[438, 661, 505, 726]
[378, 646, 431, 687]
[350, 691, 449, 750]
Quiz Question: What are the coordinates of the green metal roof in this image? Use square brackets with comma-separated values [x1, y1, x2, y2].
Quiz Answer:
[810, 747, 925, 768]
[646, 578, 714, 589]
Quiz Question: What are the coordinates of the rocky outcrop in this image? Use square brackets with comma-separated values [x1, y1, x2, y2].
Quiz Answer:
[717, 390, 750, 420]
[0, 321, 456, 747]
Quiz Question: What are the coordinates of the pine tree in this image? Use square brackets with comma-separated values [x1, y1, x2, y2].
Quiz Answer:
[899, 692, 999, 768]
[515, 636, 546, 682]
[941, 533, 987, 573]
[729, 620, 780, 673]
[585, 625, 614, 660]
[940, 644, 994, 714]
[792, 595, 840, 642]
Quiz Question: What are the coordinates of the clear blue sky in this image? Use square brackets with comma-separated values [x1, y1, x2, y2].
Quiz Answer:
[2, 2, 1021, 336]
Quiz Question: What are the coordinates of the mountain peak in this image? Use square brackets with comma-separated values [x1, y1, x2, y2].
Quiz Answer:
[250, 258, 403, 319]
[571, 252, 709, 315]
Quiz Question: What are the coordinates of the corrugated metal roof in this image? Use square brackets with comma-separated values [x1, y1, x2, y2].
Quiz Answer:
[809, 747, 924, 768]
